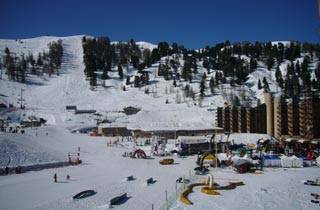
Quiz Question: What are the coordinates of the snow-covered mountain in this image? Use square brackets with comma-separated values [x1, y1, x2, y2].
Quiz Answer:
[0, 36, 318, 131]
[0, 36, 216, 131]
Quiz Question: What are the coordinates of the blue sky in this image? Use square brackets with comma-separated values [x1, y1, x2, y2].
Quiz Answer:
[0, 0, 318, 48]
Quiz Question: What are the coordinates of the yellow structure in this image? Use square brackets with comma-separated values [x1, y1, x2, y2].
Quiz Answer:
[179, 175, 245, 205]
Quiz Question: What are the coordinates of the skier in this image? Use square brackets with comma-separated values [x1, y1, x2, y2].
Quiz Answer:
[66, 174, 70, 180]
[54, 173, 57, 183]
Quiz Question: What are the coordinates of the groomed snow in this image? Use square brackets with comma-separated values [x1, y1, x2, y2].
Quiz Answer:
[0, 125, 319, 210]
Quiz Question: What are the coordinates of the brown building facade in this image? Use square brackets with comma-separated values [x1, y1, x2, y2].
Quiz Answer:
[217, 92, 320, 141]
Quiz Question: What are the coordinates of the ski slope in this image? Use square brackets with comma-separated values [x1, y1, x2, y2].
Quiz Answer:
[0, 36, 219, 131]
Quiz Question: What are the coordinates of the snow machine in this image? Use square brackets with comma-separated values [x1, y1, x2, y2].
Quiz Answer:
[176, 177, 190, 184]
[146, 177, 156, 185]
[110, 193, 128, 206]
[126, 175, 135, 181]
[73, 190, 97, 200]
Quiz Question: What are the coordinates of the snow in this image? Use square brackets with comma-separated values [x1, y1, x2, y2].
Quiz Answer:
[0, 36, 319, 210]
[0, 36, 218, 131]
[136, 41, 157, 50]
[1, 125, 319, 210]
[0, 125, 197, 210]
[171, 167, 320, 210]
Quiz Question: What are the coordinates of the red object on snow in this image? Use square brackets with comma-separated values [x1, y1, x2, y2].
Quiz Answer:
[89, 131, 101, 137]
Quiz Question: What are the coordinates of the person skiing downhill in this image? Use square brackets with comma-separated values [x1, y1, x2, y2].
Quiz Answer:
[53, 173, 57, 183]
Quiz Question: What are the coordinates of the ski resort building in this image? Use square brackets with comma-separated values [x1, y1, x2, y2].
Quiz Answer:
[274, 96, 288, 139]
[217, 104, 267, 134]
[131, 128, 219, 139]
[216, 92, 320, 141]
[298, 97, 320, 140]
[98, 123, 222, 139]
[177, 136, 211, 154]
[97, 123, 131, 136]
[287, 99, 300, 137]
[20, 116, 46, 127]
[238, 107, 247, 133]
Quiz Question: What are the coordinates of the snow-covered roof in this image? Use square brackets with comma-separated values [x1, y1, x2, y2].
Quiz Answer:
[177, 135, 208, 144]
[98, 122, 128, 128]
[216, 133, 272, 145]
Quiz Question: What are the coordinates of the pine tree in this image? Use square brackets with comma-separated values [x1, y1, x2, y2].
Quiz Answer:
[131, 55, 139, 69]
[89, 73, 97, 87]
[275, 66, 281, 81]
[266, 56, 274, 70]
[301, 57, 311, 90]
[183, 84, 189, 98]
[203, 58, 210, 74]
[315, 64, 320, 82]
[209, 76, 215, 94]
[158, 42, 170, 57]
[182, 60, 191, 81]
[257, 79, 262, 90]
[5, 50, 16, 80]
[199, 73, 206, 98]
[262, 77, 269, 91]
[134, 76, 140, 87]
[192, 57, 198, 74]
[295, 61, 301, 76]
[126, 76, 130, 85]
[48, 39, 63, 73]
[37, 53, 43, 66]
[101, 68, 109, 80]
[249, 58, 257, 72]
[151, 48, 160, 63]
[173, 79, 177, 87]
[275, 66, 284, 88]
[189, 74, 193, 83]
[145, 71, 150, 85]
[118, 64, 123, 79]
[28, 53, 36, 75]
[4, 47, 11, 68]
[171, 43, 179, 54]
[83, 38, 97, 87]
[232, 95, 240, 106]
[20, 56, 27, 83]
[143, 49, 152, 67]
